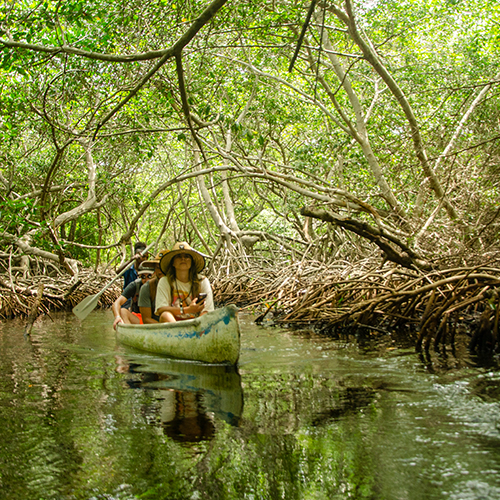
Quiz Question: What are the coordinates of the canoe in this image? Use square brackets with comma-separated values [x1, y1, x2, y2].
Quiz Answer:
[116, 304, 240, 364]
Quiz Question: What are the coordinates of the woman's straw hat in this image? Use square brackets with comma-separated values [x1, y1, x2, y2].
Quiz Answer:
[159, 242, 206, 274]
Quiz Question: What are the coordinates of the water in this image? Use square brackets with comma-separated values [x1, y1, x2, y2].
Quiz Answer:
[0, 310, 499, 500]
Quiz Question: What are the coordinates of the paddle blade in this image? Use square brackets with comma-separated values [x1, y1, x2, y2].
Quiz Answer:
[72, 294, 99, 320]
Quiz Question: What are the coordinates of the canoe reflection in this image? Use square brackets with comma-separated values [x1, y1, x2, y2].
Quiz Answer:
[115, 356, 243, 442]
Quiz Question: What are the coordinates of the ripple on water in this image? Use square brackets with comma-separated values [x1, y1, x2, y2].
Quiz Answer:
[432, 379, 500, 440]
[448, 480, 500, 500]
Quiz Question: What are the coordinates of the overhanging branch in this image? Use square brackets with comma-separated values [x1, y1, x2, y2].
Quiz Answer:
[301, 206, 431, 271]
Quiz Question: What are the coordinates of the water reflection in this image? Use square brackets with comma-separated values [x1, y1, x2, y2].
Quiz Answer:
[0, 311, 499, 500]
[311, 386, 377, 425]
[115, 355, 243, 442]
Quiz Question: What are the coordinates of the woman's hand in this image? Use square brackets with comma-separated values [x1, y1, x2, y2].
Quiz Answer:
[186, 298, 205, 315]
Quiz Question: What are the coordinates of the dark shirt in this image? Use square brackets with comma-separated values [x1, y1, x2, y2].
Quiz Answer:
[122, 266, 138, 309]
[122, 279, 142, 314]
[123, 265, 138, 290]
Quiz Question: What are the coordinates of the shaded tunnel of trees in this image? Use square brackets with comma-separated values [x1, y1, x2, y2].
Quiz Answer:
[1, 0, 499, 353]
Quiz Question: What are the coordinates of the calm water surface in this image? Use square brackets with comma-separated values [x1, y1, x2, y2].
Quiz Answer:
[0, 310, 499, 500]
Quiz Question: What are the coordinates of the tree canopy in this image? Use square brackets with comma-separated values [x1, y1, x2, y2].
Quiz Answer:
[1, 0, 499, 273]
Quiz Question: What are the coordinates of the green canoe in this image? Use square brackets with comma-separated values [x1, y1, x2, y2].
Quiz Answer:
[116, 304, 240, 364]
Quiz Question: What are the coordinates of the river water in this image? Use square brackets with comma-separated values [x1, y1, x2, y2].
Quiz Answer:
[0, 310, 499, 500]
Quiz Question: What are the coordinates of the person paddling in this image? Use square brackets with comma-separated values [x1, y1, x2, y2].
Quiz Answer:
[112, 267, 152, 329]
[117, 241, 149, 290]
[155, 242, 214, 323]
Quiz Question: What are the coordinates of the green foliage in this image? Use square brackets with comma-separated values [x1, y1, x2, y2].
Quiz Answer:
[0, 0, 499, 266]
[0, 197, 37, 234]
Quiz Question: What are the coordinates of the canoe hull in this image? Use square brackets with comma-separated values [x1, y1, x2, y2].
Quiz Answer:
[116, 304, 240, 364]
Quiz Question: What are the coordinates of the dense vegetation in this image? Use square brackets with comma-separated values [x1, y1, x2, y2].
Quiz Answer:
[1, 1, 499, 344]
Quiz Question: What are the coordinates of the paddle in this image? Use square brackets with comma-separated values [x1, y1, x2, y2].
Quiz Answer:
[73, 241, 156, 320]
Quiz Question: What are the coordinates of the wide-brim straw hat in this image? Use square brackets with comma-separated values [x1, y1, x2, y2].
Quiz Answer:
[141, 249, 169, 269]
[160, 242, 206, 274]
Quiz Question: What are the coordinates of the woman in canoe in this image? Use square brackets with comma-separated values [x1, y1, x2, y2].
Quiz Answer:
[155, 242, 214, 322]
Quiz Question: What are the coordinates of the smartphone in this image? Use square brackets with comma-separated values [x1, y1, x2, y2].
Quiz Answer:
[197, 293, 207, 304]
